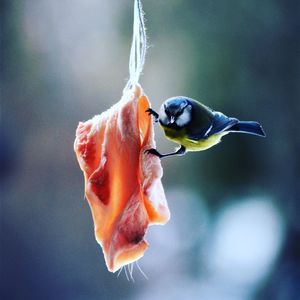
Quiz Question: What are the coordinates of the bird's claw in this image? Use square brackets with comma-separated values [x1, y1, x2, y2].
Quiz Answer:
[145, 108, 159, 122]
[145, 148, 162, 158]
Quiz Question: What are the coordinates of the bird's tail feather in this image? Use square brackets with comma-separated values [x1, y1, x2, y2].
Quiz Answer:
[229, 121, 266, 137]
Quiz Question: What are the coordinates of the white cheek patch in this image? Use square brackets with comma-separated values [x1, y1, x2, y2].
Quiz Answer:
[176, 105, 192, 127]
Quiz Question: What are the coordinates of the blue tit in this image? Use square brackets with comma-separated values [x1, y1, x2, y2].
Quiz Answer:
[145, 96, 265, 158]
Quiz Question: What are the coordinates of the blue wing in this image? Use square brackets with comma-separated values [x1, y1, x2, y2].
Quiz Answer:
[208, 112, 239, 136]
[187, 111, 238, 140]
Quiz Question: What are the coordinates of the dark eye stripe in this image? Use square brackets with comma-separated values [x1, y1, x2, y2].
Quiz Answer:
[164, 105, 171, 117]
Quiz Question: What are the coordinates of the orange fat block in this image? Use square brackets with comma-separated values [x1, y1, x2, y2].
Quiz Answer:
[74, 85, 170, 272]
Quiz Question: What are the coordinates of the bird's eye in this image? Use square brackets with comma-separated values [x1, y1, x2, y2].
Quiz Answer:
[176, 109, 183, 117]
[164, 106, 171, 117]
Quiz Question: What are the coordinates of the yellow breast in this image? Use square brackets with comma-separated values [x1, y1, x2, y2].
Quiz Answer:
[162, 126, 228, 151]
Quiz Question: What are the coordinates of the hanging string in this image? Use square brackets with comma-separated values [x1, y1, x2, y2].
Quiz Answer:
[125, 0, 147, 91]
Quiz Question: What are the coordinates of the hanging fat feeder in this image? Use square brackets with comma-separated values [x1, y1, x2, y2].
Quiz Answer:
[74, 0, 170, 273]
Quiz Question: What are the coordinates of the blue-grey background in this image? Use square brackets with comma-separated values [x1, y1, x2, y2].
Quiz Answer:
[1, 0, 299, 299]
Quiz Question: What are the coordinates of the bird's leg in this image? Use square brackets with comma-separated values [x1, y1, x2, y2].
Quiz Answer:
[145, 108, 159, 123]
[145, 145, 186, 159]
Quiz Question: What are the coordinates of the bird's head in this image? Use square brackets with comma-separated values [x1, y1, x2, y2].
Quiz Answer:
[159, 97, 192, 128]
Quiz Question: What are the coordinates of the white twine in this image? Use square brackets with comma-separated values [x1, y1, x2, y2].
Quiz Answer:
[125, 0, 147, 91]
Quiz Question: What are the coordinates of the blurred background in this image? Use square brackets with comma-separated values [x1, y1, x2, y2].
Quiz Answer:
[1, 0, 299, 299]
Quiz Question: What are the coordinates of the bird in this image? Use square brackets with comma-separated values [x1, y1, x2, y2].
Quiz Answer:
[145, 96, 265, 158]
